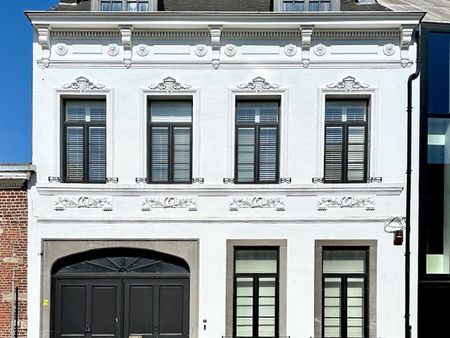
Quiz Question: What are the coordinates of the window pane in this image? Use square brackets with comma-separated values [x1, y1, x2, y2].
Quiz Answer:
[173, 127, 191, 182]
[259, 128, 277, 182]
[324, 126, 343, 182]
[66, 127, 84, 181]
[151, 101, 192, 123]
[237, 128, 255, 183]
[112, 1, 122, 10]
[88, 127, 106, 181]
[259, 103, 279, 123]
[100, 1, 111, 11]
[151, 127, 169, 182]
[347, 278, 365, 338]
[66, 105, 87, 122]
[127, 1, 137, 11]
[138, 1, 149, 11]
[323, 250, 366, 274]
[237, 104, 258, 123]
[235, 250, 277, 274]
[347, 126, 366, 182]
[309, 0, 319, 11]
[428, 33, 450, 114]
[258, 277, 276, 337]
[324, 277, 341, 338]
[236, 277, 254, 337]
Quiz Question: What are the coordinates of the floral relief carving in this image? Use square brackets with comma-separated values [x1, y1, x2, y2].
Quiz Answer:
[55, 43, 68, 56]
[317, 196, 375, 211]
[55, 196, 112, 211]
[284, 43, 297, 57]
[229, 197, 285, 212]
[107, 43, 120, 57]
[224, 44, 237, 57]
[141, 197, 198, 211]
[137, 44, 149, 57]
[237, 76, 280, 93]
[148, 77, 192, 93]
[313, 44, 326, 56]
[326, 76, 369, 93]
[383, 43, 396, 56]
[62, 76, 106, 92]
[194, 44, 208, 57]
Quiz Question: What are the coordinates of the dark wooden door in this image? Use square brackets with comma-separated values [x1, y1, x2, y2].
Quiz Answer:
[54, 278, 189, 338]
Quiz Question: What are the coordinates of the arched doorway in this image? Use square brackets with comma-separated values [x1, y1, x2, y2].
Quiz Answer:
[51, 248, 190, 338]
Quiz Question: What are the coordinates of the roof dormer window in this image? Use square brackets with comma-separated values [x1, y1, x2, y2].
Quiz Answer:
[127, 0, 149, 11]
[278, 0, 338, 11]
[97, 0, 156, 11]
[100, 0, 122, 11]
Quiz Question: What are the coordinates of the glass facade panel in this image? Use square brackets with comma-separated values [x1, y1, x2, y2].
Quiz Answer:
[428, 33, 450, 114]
[235, 250, 278, 274]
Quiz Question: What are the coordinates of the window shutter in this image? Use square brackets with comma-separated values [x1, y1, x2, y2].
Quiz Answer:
[172, 127, 191, 182]
[151, 127, 170, 182]
[237, 127, 256, 183]
[66, 127, 84, 182]
[259, 127, 278, 182]
[88, 127, 106, 182]
[324, 126, 343, 182]
[347, 126, 366, 182]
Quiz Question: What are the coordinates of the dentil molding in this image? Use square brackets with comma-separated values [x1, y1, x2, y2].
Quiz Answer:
[326, 76, 369, 93]
[62, 76, 106, 92]
[141, 197, 198, 211]
[317, 196, 375, 211]
[55, 196, 112, 211]
[237, 76, 280, 92]
[148, 77, 192, 93]
[229, 197, 286, 211]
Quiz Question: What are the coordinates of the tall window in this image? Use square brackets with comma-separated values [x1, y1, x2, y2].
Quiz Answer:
[127, 0, 149, 11]
[322, 249, 368, 338]
[234, 249, 279, 338]
[235, 101, 279, 184]
[282, 0, 331, 11]
[63, 100, 106, 183]
[100, 0, 122, 11]
[324, 100, 368, 183]
[148, 100, 192, 183]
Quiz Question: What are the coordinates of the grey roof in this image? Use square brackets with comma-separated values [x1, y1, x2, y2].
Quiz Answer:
[53, 0, 389, 12]
[378, 0, 450, 22]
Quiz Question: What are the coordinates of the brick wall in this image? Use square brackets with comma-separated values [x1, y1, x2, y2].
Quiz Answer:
[0, 189, 27, 338]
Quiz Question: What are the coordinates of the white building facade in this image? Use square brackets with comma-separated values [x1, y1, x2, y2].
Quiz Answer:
[27, 2, 423, 338]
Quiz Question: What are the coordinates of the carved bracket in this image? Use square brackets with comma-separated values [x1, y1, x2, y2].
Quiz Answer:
[48, 176, 63, 183]
[106, 177, 119, 184]
[229, 197, 285, 212]
[62, 76, 106, 92]
[55, 196, 113, 211]
[209, 26, 222, 69]
[192, 177, 205, 184]
[120, 26, 133, 68]
[317, 196, 375, 211]
[37, 26, 51, 68]
[312, 177, 324, 184]
[141, 197, 198, 212]
[400, 26, 415, 67]
[301, 26, 314, 68]
[326, 76, 369, 93]
[148, 77, 192, 93]
[237, 76, 280, 93]
[136, 177, 148, 184]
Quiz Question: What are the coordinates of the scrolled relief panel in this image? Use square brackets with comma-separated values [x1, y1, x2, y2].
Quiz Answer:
[229, 197, 286, 212]
[317, 196, 375, 211]
[141, 197, 198, 212]
[54, 196, 113, 211]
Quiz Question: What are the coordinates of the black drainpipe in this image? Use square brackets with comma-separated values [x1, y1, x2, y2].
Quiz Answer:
[406, 26, 421, 338]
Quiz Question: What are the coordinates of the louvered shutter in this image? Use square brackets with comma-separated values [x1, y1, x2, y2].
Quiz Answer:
[88, 127, 106, 181]
[259, 127, 278, 182]
[173, 127, 191, 182]
[347, 126, 366, 182]
[66, 127, 84, 182]
[237, 128, 256, 183]
[324, 126, 343, 182]
[151, 127, 170, 182]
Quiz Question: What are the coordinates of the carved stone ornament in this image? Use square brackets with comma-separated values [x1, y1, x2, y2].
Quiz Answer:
[224, 44, 237, 57]
[194, 44, 208, 57]
[237, 76, 280, 93]
[317, 196, 375, 211]
[37, 26, 51, 68]
[209, 26, 223, 69]
[120, 26, 133, 68]
[400, 26, 414, 67]
[383, 43, 396, 56]
[313, 44, 326, 57]
[141, 197, 198, 212]
[55, 196, 112, 211]
[229, 197, 285, 212]
[148, 77, 192, 93]
[55, 43, 68, 56]
[301, 26, 314, 68]
[62, 76, 106, 92]
[284, 43, 298, 57]
[137, 44, 149, 57]
[107, 44, 120, 57]
[326, 76, 369, 93]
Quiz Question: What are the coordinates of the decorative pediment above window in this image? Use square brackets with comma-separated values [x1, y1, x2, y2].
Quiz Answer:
[326, 76, 369, 93]
[236, 77, 280, 93]
[148, 77, 192, 93]
[61, 76, 106, 92]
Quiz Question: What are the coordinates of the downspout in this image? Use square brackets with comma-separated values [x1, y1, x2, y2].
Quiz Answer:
[406, 26, 421, 338]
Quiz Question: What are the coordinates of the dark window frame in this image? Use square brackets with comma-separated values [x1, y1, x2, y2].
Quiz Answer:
[321, 247, 369, 338]
[232, 247, 280, 338]
[323, 98, 369, 184]
[234, 100, 281, 184]
[147, 99, 193, 184]
[100, 0, 123, 11]
[62, 99, 107, 184]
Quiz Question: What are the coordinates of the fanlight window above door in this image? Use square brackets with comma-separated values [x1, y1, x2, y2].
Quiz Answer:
[55, 255, 189, 274]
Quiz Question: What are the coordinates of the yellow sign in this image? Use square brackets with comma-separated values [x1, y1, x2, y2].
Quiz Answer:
[42, 299, 49, 307]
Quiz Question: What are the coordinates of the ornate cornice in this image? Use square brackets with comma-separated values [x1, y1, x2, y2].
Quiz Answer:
[51, 30, 121, 38]
[55, 196, 113, 211]
[229, 197, 285, 211]
[313, 30, 400, 39]
[148, 77, 192, 93]
[62, 76, 106, 92]
[326, 76, 369, 93]
[237, 76, 280, 92]
[141, 197, 198, 211]
[134, 30, 209, 38]
[223, 31, 300, 39]
[317, 196, 375, 211]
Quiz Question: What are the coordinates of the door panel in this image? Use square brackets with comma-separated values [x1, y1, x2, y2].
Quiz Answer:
[57, 285, 87, 337]
[124, 282, 155, 338]
[158, 285, 183, 336]
[91, 284, 121, 338]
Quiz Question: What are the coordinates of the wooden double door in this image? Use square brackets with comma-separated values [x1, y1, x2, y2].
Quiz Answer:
[53, 277, 189, 338]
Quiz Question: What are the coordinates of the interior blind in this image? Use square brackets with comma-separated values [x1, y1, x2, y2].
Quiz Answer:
[259, 127, 277, 182]
[88, 127, 106, 181]
[173, 127, 191, 182]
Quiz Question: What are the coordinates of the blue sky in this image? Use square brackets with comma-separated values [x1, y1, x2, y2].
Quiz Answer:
[0, 0, 58, 163]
